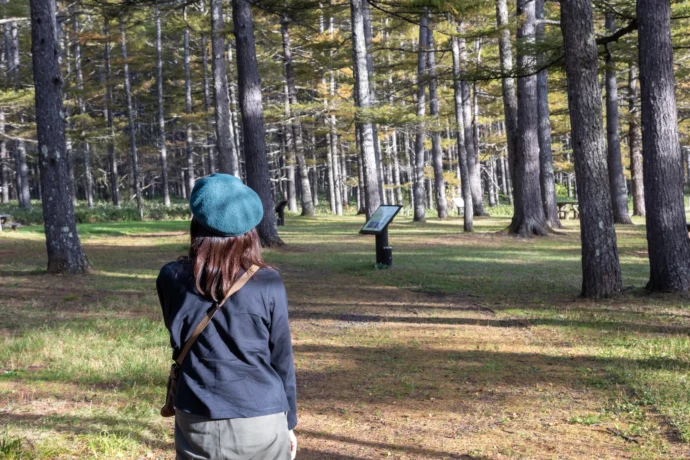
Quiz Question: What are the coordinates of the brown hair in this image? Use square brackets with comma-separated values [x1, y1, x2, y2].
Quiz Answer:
[189, 218, 268, 303]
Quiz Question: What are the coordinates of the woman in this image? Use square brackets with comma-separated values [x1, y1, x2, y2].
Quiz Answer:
[157, 173, 298, 459]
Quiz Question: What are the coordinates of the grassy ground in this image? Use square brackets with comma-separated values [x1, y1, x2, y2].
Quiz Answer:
[0, 214, 688, 459]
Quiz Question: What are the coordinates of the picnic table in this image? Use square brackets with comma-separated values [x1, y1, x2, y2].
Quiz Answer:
[0, 214, 21, 232]
[557, 201, 579, 220]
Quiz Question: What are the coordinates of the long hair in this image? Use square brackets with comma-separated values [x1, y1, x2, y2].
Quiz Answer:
[189, 218, 268, 303]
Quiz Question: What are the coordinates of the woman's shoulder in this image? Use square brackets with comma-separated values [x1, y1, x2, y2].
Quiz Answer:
[157, 259, 192, 284]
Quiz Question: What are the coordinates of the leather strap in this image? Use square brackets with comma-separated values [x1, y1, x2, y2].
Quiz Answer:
[175, 265, 260, 366]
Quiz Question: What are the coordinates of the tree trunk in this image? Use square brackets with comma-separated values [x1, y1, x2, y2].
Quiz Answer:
[29, 0, 89, 273]
[184, 14, 195, 193]
[201, 0, 216, 174]
[452, 32, 474, 232]
[628, 63, 645, 217]
[412, 14, 428, 222]
[72, 7, 93, 208]
[280, 15, 314, 216]
[120, 16, 143, 218]
[509, 0, 548, 236]
[211, 0, 239, 176]
[0, 110, 8, 203]
[459, 33, 486, 217]
[496, 0, 517, 203]
[350, 0, 380, 219]
[283, 84, 297, 212]
[392, 130, 403, 205]
[561, 0, 622, 297]
[637, 0, 690, 291]
[103, 20, 119, 206]
[427, 22, 448, 219]
[155, 8, 170, 207]
[604, 13, 632, 225]
[535, 0, 561, 229]
[232, 0, 282, 246]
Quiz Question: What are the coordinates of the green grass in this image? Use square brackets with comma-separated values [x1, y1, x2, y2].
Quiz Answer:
[0, 213, 688, 457]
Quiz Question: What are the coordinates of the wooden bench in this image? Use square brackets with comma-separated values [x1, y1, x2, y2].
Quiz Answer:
[0, 214, 21, 232]
[557, 202, 579, 220]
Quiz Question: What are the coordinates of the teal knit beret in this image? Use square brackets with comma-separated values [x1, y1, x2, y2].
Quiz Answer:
[189, 174, 264, 237]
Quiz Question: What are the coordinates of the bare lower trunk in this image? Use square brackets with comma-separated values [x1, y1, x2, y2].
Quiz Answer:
[452, 32, 474, 232]
[211, 0, 239, 176]
[103, 20, 119, 206]
[184, 18, 195, 193]
[232, 0, 282, 246]
[637, 0, 690, 291]
[120, 17, 143, 218]
[280, 15, 313, 216]
[535, 0, 561, 229]
[628, 63, 645, 217]
[29, 0, 88, 273]
[561, 0, 622, 297]
[427, 22, 448, 219]
[509, 0, 548, 237]
[0, 111, 8, 203]
[604, 13, 632, 224]
[155, 8, 170, 207]
[200, 2, 216, 174]
[350, 0, 380, 219]
[413, 14, 428, 222]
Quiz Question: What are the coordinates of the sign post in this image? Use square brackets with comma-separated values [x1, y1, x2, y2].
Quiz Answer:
[360, 205, 402, 268]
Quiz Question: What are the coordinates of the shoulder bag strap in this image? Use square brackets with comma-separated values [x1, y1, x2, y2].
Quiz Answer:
[175, 264, 260, 366]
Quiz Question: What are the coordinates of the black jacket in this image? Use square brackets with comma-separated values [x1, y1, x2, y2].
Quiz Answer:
[157, 260, 297, 430]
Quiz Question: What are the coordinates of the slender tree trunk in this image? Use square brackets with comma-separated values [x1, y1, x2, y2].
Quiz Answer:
[0, 110, 8, 203]
[120, 16, 143, 218]
[155, 8, 170, 207]
[413, 14, 428, 222]
[561, 0, 622, 297]
[628, 63, 645, 217]
[350, 0, 380, 219]
[280, 15, 314, 216]
[509, 0, 548, 236]
[29, 0, 88, 273]
[452, 32, 474, 232]
[637, 0, 690, 291]
[496, 0, 517, 204]
[72, 7, 93, 208]
[426, 24, 448, 218]
[362, 0, 384, 203]
[535, 0, 560, 228]
[283, 84, 297, 212]
[232, 0, 282, 246]
[211, 0, 239, 176]
[184, 15, 195, 193]
[603, 14, 632, 224]
[9, 17, 30, 209]
[201, 1, 216, 174]
[459, 34, 486, 217]
[103, 20, 119, 206]
[392, 130, 403, 205]
[328, 18, 343, 216]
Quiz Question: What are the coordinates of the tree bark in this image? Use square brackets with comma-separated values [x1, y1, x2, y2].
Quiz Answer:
[200, 0, 216, 174]
[452, 32, 474, 232]
[427, 22, 448, 219]
[561, 0, 622, 297]
[637, 0, 690, 291]
[120, 16, 143, 218]
[535, 0, 561, 229]
[413, 14, 428, 222]
[604, 13, 632, 225]
[232, 0, 282, 246]
[155, 8, 170, 207]
[509, 0, 548, 236]
[628, 63, 645, 217]
[211, 0, 239, 176]
[280, 15, 314, 216]
[72, 7, 93, 208]
[103, 20, 119, 206]
[184, 13, 195, 193]
[29, 0, 88, 273]
[350, 0, 380, 219]
[459, 32, 486, 217]
[496, 0, 517, 202]
[0, 110, 8, 203]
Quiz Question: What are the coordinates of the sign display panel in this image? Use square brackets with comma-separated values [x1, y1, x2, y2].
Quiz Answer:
[360, 205, 402, 235]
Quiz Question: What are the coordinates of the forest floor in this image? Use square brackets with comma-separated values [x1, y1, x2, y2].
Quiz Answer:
[0, 214, 688, 459]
